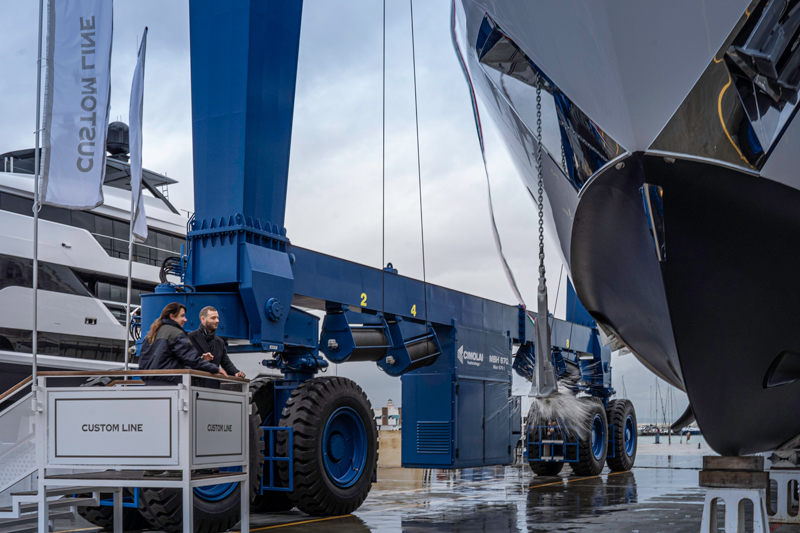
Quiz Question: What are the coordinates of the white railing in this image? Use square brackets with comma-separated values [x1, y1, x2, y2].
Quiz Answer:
[32, 370, 251, 533]
[0, 390, 36, 495]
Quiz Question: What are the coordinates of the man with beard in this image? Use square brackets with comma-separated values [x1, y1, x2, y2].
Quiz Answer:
[187, 306, 245, 389]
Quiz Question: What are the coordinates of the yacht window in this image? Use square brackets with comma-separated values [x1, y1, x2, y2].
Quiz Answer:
[94, 214, 113, 236]
[38, 263, 92, 296]
[157, 232, 172, 253]
[40, 205, 71, 225]
[0, 254, 91, 296]
[94, 235, 113, 256]
[111, 238, 128, 259]
[95, 280, 143, 305]
[0, 193, 33, 216]
[70, 210, 95, 232]
[0, 258, 27, 289]
[112, 219, 130, 240]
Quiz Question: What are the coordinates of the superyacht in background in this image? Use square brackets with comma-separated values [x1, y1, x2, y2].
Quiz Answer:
[0, 122, 186, 391]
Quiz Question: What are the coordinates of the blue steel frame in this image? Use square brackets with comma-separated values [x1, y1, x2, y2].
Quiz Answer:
[99, 487, 138, 508]
[607, 424, 616, 459]
[527, 426, 579, 463]
[261, 427, 293, 493]
[526, 423, 617, 464]
[138, 0, 619, 496]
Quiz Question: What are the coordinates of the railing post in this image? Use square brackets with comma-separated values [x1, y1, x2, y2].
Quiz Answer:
[181, 373, 193, 532]
[36, 376, 46, 533]
[240, 383, 250, 532]
[112, 488, 123, 533]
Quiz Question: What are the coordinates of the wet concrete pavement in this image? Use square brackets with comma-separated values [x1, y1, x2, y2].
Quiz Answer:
[56, 449, 800, 532]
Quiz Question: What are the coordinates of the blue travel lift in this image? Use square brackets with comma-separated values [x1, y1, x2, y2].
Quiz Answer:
[82, 1, 636, 530]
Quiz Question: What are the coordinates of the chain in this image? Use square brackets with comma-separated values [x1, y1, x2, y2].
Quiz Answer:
[561, 144, 566, 174]
[558, 118, 608, 162]
[536, 77, 545, 279]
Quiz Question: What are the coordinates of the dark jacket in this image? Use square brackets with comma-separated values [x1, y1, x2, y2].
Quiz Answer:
[187, 327, 239, 389]
[139, 319, 220, 385]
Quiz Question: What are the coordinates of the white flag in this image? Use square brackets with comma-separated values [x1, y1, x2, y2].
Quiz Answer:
[41, 0, 113, 209]
[129, 28, 148, 243]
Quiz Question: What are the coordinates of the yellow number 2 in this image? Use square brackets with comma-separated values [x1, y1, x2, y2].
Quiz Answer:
[360, 293, 367, 307]
[411, 304, 417, 317]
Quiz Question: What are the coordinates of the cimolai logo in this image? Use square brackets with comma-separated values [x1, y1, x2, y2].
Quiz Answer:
[457, 345, 484, 366]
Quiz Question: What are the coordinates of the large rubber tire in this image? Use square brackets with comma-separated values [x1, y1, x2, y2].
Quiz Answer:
[249, 376, 294, 513]
[77, 490, 149, 531]
[137, 485, 246, 533]
[137, 386, 266, 533]
[570, 399, 608, 477]
[277, 377, 378, 516]
[530, 461, 564, 476]
[606, 399, 637, 472]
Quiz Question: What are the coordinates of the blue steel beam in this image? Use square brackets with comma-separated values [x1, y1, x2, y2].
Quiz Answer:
[189, 0, 302, 227]
[289, 246, 595, 352]
[143, 242, 597, 354]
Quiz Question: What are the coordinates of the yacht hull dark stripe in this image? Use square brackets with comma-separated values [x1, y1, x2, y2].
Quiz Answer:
[574, 153, 800, 455]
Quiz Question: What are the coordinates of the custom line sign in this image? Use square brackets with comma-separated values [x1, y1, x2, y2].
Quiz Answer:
[193, 391, 246, 465]
[48, 390, 179, 466]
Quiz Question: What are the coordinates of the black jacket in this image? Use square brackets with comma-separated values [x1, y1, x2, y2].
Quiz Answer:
[187, 327, 239, 389]
[138, 319, 220, 385]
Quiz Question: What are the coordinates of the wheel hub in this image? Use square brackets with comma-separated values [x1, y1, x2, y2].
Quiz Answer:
[328, 432, 346, 462]
[193, 466, 240, 501]
[624, 414, 636, 456]
[591, 413, 605, 460]
[322, 406, 368, 488]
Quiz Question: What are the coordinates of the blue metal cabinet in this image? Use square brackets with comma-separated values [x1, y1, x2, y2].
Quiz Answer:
[455, 378, 484, 465]
[401, 373, 454, 468]
[484, 380, 511, 463]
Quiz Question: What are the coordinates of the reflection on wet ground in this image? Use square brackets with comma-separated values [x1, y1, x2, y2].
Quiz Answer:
[57, 454, 800, 532]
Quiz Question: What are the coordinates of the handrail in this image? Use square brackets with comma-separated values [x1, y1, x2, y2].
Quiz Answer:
[36, 369, 248, 383]
[0, 376, 32, 404]
[105, 379, 145, 387]
[0, 370, 246, 404]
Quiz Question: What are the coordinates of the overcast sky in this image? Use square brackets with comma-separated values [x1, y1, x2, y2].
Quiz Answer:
[0, 0, 686, 424]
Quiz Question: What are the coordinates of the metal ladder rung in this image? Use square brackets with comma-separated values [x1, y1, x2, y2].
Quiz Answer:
[0, 509, 75, 533]
[11, 487, 96, 500]
[0, 496, 97, 517]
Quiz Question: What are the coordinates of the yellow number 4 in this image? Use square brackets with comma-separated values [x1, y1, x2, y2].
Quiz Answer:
[411, 304, 417, 317]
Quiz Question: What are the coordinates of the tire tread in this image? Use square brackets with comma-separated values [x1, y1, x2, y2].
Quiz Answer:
[570, 399, 607, 477]
[277, 376, 378, 516]
[606, 399, 637, 472]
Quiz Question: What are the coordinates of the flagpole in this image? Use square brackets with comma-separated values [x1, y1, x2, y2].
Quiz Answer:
[124, 198, 134, 372]
[124, 31, 140, 375]
[126, 28, 148, 373]
[32, 0, 45, 391]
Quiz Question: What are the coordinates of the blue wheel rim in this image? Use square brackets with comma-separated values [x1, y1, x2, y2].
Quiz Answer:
[624, 414, 636, 456]
[194, 466, 240, 501]
[322, 406, 367, 488]
[591, 413, 605, 460]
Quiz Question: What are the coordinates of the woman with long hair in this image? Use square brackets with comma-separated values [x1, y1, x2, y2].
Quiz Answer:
[138, 302, 227, 385]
